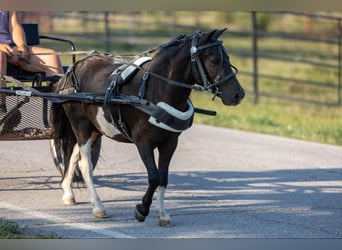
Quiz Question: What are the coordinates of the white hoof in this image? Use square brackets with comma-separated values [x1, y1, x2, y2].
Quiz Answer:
[93, 208, 108, 218]
[62, 196, 76, 205]
[158, 213, 172, 227]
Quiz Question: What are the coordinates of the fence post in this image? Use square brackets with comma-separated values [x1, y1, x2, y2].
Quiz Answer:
[338, 18, 342, 106]
[104, 11, 111, 53]
[252, 11, 259, 104]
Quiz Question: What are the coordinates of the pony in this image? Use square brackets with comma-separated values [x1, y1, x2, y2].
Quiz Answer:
[50, 29, 245, 227]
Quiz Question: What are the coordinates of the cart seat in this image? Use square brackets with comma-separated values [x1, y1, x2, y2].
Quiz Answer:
[6, 24, 76, 91]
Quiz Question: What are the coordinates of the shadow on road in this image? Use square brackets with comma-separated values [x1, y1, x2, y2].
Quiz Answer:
[1, 167, 341, 238]
[93, 167, 342, 216]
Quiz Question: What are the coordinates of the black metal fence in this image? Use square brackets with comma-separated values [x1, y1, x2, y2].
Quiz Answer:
[227, 11, 342, 106]
[24, 11, 342, 106]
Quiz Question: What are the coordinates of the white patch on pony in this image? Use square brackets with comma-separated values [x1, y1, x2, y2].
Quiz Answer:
[78, 138, 106, 217]
[95, 107, 121, 138]
[62, 143, 80, 205]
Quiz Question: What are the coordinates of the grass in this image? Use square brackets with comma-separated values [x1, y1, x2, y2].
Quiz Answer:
[0, 218, 59, 239]
[191, 91, 342, 145]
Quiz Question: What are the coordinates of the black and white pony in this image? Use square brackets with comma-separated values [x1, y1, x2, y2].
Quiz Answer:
[50, 29, 245, 226]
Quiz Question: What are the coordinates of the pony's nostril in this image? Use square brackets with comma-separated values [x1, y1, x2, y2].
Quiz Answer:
[235, 89, 245, 100]
[234, 92, 241, 100]
[233, 90, 245, 102]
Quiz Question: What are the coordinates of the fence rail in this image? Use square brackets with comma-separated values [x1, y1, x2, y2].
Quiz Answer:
[227, 11, 342, 106]
[23, 11, 342, 106]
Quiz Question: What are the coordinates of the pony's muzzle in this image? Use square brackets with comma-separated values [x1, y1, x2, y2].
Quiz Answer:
[233, 86, 245, 105]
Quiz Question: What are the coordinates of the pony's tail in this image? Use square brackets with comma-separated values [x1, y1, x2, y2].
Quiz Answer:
[50, 102, 102, 183]
[50, 102, 84, 183]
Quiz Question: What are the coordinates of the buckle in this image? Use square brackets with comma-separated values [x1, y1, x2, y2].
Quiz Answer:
[190, 46, 197, 61]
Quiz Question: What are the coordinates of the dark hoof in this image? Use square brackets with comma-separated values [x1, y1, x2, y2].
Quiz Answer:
[134, 206, 146, 222]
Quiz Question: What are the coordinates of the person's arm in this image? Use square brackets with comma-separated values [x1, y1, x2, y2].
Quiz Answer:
[9, 11, 29, 60]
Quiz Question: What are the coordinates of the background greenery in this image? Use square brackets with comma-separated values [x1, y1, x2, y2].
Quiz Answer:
[28, 11, 342, 146]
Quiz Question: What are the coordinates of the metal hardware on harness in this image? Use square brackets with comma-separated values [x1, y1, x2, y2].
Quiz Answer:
[138, 72, 149, 99]
[190, 46, 197, 59]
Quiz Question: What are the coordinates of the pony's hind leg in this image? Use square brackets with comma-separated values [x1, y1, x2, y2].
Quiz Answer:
[78, 138, 107, 218]
[61, 143, 79, 205]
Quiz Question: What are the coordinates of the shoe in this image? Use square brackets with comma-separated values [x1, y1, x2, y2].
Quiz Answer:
[0, 104, 7, 114]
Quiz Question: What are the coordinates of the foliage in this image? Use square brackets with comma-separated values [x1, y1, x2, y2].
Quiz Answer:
[0, 218, 59, 239]
[191, 92, 342, 145]
[0, 218, 19, 238]
[38, 11, 342, 146]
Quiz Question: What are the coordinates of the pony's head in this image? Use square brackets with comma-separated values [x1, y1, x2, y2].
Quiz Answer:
[191, 29, 245, 105]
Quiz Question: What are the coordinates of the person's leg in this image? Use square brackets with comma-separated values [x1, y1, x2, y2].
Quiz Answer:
[0, 51, 8, 112]
[19, 46, 63, 76]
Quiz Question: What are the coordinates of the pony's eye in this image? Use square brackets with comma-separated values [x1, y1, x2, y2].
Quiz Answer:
[210, 57, 220, 65]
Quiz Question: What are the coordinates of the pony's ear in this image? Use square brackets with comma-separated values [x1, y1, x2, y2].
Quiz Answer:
[213, 28, 227, 39]
[204, 28, 227, 41]
[203, 29, 218, 41]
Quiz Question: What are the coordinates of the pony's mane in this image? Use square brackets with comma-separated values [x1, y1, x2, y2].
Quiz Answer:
[160, 34, 193, 48]
[153, 33, 194, 60]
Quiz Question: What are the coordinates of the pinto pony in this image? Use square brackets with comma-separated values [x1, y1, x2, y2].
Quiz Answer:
[50, 29, 245, 226]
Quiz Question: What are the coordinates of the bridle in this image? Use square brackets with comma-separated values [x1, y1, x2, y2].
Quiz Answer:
[190, 31, 238, 99]
[113, 31, 238, 100]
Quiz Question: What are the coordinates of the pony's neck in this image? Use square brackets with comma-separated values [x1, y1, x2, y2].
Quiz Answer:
[151, 44, 194, 110]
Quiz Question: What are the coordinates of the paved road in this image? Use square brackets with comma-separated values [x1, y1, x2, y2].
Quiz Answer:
[0, 124, 341, 238]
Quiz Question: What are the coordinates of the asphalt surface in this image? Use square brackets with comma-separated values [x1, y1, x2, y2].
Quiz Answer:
[0, 124, 341, 238]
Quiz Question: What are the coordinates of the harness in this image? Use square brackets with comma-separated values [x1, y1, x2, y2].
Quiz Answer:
[190, 31, 238, 100]
[104, 56, 152, 104]
[103, 56, 195, 138]
[61, 31, 238, 139]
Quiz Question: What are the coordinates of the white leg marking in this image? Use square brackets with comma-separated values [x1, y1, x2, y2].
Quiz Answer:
[96, 107, 121, 138]
[156, 186, 172, 227]
[61, 143, 79, 205]
[78, 138, 107, 218]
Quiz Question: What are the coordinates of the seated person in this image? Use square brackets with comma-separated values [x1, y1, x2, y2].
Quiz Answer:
[0, 11, 63, 113]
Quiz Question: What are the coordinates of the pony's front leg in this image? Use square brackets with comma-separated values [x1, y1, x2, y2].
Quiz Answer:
[135, 142, 160, 223]
[156, 186, 171, 227]
[61, 143, 79, 205]
[155, 137, 178, 227]
[78, 139, 107, 218]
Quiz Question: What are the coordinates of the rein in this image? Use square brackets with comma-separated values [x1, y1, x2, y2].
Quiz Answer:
[121, 62, 205, 92]
[121, 31, 238, 100]
[119, 32, 238, 97]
